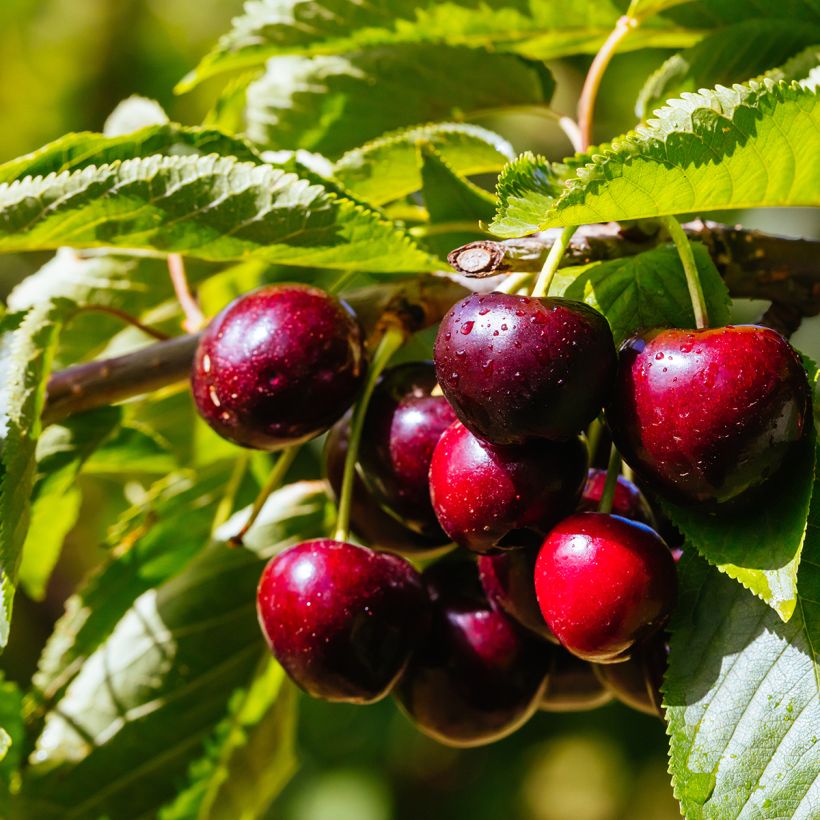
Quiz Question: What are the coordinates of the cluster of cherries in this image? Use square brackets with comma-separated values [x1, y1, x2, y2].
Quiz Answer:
[191, 281, 810, 747]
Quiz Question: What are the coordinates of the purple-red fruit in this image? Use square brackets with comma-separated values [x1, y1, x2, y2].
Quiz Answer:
[578, 468, 656, 526]
[607, 326, 810, 504]
[192, 284, 366, 450]
[434, 292, 616, 444]
[540, 648, 612, 713]
[478, 547, 556, 641]
[359, 363, 457, 536]
[429, 421, 587, 553]
[535, 513, 677, 663]
[395, 562, 549, 747]
[324, 417, 450, 555]
[257, 539, 428, 703]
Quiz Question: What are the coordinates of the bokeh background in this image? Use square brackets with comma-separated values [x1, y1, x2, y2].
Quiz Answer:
[1, 3, 818, 819]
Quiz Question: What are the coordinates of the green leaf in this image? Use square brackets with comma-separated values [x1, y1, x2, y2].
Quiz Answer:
[549, 243, 730, 345]
[0, 304, 66, 648]
[334, 123, 513, 206]
[665, 551, 820, 818]
[0, 124, 261, 186]
[243, 46, 553, 157]
[0, 155, 436, 272]
[159, 658, 298, 820]
[179, 0, 702, 91]
[492, 79, 820, 236]
[19, 407, 123, 601]
[83, 422, 177, 476]
[0, 675, 24, 814]
[636, 21, 820, 118]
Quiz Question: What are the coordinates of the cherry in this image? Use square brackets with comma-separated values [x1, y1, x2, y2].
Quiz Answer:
[594, 633, 668, 717]
[358, 362, 457, 536]
[607, 326, 810, 504]
[324, 416, 450, 555]
[192, 284, 366, 450]
[429, 420, 587, 553]
[395, 561, 549, 747]
[578, 468, 655, 526]
[478, 547, 556, 641]
[535, 513, 676, 662]
[434, 292, 616, 444]
[540, 648, 612, 713]
[257, 539, 428, 703]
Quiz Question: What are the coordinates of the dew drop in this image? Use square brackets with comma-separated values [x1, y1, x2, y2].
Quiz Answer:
[461, 321, 474, 335]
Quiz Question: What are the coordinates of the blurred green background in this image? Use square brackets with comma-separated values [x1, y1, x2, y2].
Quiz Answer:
[1, 3, 818, 819]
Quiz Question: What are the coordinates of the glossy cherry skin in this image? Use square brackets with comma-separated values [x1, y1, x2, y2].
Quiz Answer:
[257, 539, 429, 703]
[192, 284, 366, 450]
[478, 547, 556, 642]
[607, 326, 810, 504]
[324, 416, 451, 556]
[540, 648, 612, 713]
[429, 421, 587, 553]
[395, 561, 549, 747]
[434, 292, 616, 444]
[359, 362, 457, 536]
[578, 468, 656, 526]
[535, 513, 677, 663]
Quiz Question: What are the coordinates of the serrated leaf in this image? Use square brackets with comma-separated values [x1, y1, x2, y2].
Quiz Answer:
[159, 658, 298, 820]
[636, 21, 820, 118]
[19, 407, 123, 601]
[665, 551, 820, 818]
[0, 154, 436, 272]
[179, 0, 702, 92]
[334, 123, 513, 206]
[244, 46, 553, 157]
[103, 96, 170, 136]
[550, 243, 730, 345]
[492, 79, 820, 236]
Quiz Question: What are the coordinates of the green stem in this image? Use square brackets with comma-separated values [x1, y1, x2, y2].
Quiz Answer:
[663, 215, 709, 328]
[497, 272, 535, 294]
[586, 417, 603, 463]
[329, 270, 357, 294]
[229, 446, 300, 546]
[531, 226, 577, 298]
[334, 325, 406, 542]
[212, 452, 250, 536]
[598, 444, 623, 514]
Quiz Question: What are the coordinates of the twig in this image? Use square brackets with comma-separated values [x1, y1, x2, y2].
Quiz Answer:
[72, 305, 171, 341]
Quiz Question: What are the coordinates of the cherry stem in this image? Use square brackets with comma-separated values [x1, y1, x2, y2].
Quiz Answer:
[229, 446, 300, 547]
[597, 444, 622, 514]
[167, 254, 206, 333]
[531, 226, 577, 298]
[334, 324, 406, 542]
[663, 215, 710, 329]
[577, 15, 638, 151]
[497, 272, 535, 294]
[212, 452, 250, 536]
[71, 305, 171, 341]
[586, 417, 603, 462]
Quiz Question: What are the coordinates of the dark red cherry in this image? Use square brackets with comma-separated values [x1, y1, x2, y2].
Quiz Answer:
[478, 547, 556, 642]
[358, 362, 457, 536]
[434, 292, 616, 444]
[324, 416, 450, 556]
[578, 468, 655, 526]
[594, 633, 668, 717]
[607, 326, 810, 504]
[395, 561, 549, 747]
[257, 539, 428, 703]
[535, 513, 677, 663]
[192, 284, 366, 450]
[540, 648, 612, 713]
[429, 421, 586, 553]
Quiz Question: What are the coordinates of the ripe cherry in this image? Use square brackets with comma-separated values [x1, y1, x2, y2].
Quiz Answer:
[429, 420, 587, 553]
[192, 284, 366, 450]
[358, 362, 457, 536]
[434, 292, 616, 444]
[395, 561, 549, 747]
[535, 513, 676, 662]
[578, 468, 655, 526]
[607, 326, 810, 504]
[478, 547, 556, 641]
[540, 648, 612, 713]
[257, 539, 428, 703]
[324, 416, 450, 555]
